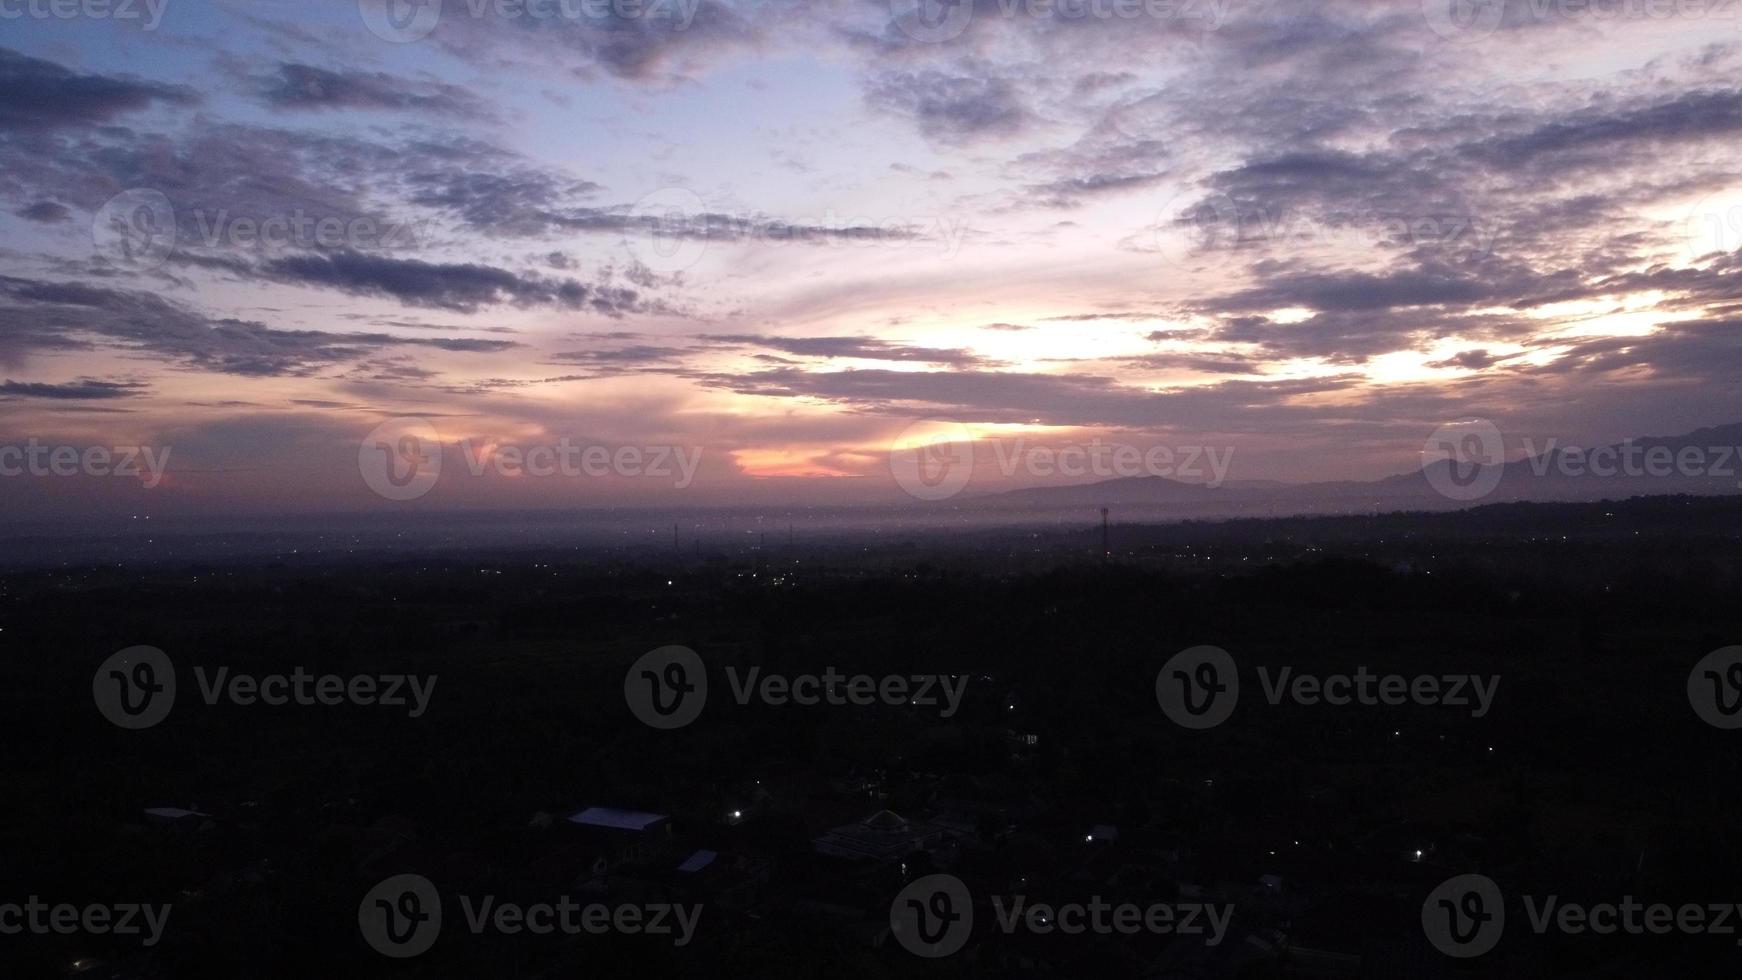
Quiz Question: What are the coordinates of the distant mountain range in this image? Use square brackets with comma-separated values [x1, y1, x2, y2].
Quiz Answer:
[975, 422, 1742, 520]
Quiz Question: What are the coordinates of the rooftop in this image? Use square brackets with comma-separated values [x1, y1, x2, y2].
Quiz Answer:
[567, 807, 669, 832]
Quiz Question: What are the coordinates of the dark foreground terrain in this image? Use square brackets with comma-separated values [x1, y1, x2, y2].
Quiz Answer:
[3, 495, 1741, 978]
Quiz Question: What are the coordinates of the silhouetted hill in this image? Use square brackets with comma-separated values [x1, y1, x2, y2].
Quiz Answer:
[982, 421, 1742, 518]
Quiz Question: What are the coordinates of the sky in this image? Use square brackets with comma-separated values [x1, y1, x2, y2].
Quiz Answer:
[2, 0, 1741, 517]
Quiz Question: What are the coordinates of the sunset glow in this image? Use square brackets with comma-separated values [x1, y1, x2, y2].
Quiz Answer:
[2, 0, 1740, 519]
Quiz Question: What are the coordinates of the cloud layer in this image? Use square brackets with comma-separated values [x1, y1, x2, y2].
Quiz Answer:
[2, 2, 1740, 512]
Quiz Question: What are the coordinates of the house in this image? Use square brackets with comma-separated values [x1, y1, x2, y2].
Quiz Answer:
[664, 849, 771, 910]
[565, 807, 672, 864]
[567, 806, 670, 834]
[581, 847, 771, 914]
[812, 809, 951, 863]
[143, 807, 214, 832]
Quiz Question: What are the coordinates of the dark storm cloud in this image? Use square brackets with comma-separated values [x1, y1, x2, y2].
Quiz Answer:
[533, 206, 924, 245]
[1209, 266, 1509, 314]
[0, 55, 544, 245]
[402, 167, 917, 245]
[0, 378, 147, 399]
[428, 0, 760, 84]
[841, 0, 1224, 62]
[688, 364, 1360, 430]
[14, 201, 71, 224]
[1541, 318, 1742, 383]
[1217, 151, 1390, 185]
[0, 47, 197, 131]
[699, 334, 993, 367]
[254, 63, 494, 119]
[582, 2, 757, 80]
[1169, 85, 1742, 283]
[1427, 349, 1502, 371]
[1122, 352, 1261, 375]
[1175, 244, 1742, 363]
[1524, 250, 1742, 309]
[1197, 286, 1564, 363]
[549, 345, 689, 366]
[0, 48, 904, 291]
[1072, 71, 1138, 96]
[0, 119, 405, 229]
[1047, 312, 1175, 322]
[865, 69, 1030, 142]
[1463, 89, 1742, 171]
[1201, 149, 1466, 219]
[1210, 310, 1434, 363]
[0, 275, 520, 377]
[404, 168, 604, 237]
[339, 356, 443, 384]
[1026, 171, 1168, 209]
[261, 251, 649, 315]
[439, 373, 596, 394]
